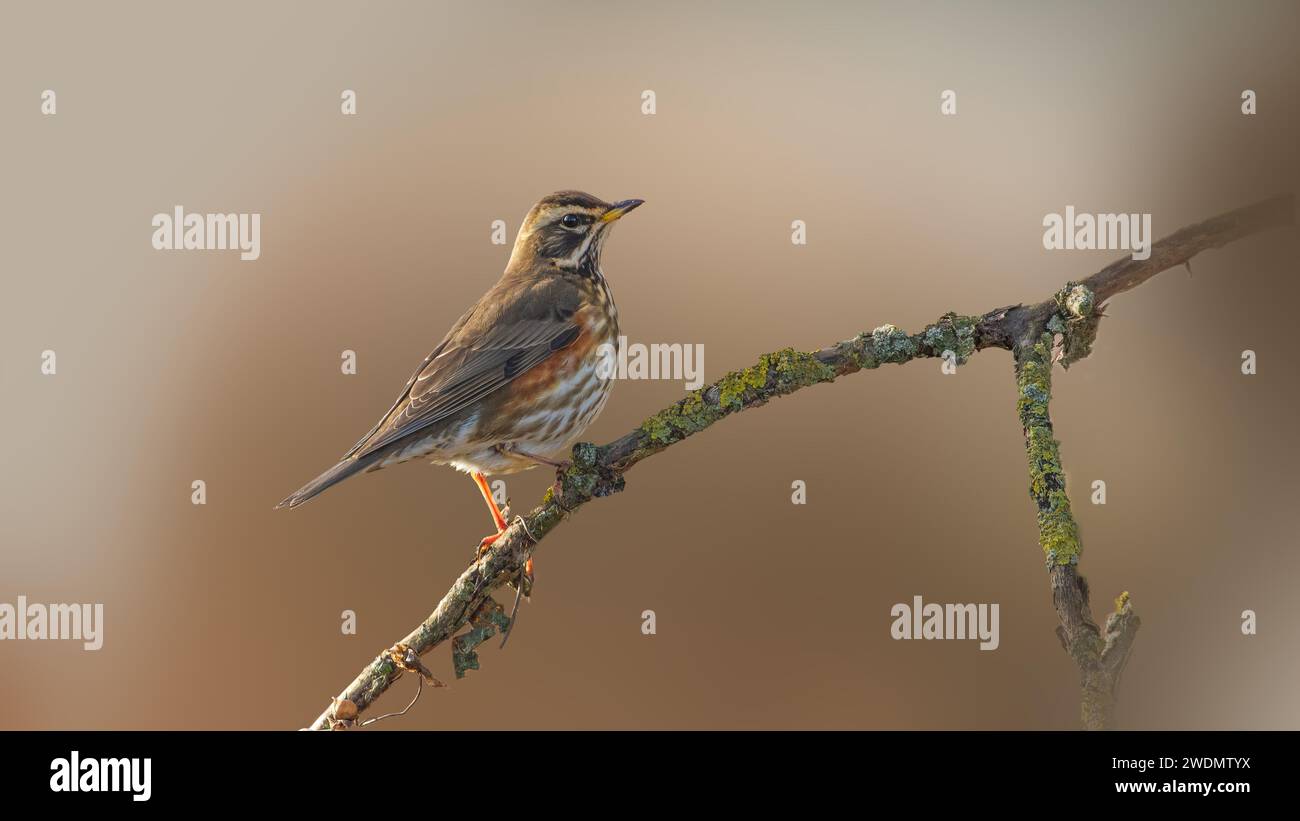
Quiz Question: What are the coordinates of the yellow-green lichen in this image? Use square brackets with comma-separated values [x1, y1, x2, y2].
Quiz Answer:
[637, 348, 836, 453]
[639, 387, 718, 447]
[1017, 333, 1082, 566]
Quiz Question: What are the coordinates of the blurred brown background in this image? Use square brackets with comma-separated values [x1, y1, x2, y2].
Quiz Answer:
[1, 1, 1297, 729]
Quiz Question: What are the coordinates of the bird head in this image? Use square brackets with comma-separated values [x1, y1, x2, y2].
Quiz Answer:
[507, 190, 644, 275]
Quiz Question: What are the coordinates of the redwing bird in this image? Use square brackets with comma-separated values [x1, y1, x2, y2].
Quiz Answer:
[276, 191, 642, 565]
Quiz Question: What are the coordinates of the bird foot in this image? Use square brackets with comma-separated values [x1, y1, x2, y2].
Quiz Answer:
[474, 501, 512, 560]
[476, 529, 504, 559]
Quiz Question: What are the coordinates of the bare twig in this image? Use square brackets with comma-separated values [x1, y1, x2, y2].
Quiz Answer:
[360, 676, 425, 727]
[305, 194, 1293, 731]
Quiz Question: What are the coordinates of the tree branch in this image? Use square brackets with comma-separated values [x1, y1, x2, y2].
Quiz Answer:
[306, 194, 1293, 731]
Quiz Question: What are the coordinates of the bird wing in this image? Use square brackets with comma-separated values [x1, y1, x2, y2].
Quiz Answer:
[346, 277, 583, 460]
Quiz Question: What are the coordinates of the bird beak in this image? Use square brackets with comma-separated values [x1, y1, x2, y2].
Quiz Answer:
[601, 199, 645, 222]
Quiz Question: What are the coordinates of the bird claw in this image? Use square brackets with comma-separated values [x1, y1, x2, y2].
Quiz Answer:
[476, 529, 504, 559]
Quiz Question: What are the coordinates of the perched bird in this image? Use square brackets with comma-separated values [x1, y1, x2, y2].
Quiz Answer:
[276, 191, 642, 564]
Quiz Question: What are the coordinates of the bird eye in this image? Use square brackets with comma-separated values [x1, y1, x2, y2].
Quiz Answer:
[560, 213, 583, 228]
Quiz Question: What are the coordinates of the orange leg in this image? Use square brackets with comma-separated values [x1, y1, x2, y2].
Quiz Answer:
[472, 472, 508, 557]
[470, 471, 534, 579]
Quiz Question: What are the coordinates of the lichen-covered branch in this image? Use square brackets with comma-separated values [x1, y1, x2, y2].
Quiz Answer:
[306, 194, 1292, 731]
[1016, 327, 1083, 567]
[1014, 306, 1139, 728]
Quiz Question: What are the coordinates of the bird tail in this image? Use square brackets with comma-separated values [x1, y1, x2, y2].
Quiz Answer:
[274, 451, 386, 510]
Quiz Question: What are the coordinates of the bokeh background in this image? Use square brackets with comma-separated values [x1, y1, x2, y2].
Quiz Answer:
[2, 0, 1297, 729]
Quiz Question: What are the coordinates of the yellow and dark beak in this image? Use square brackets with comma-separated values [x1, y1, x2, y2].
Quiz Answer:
[601, 198, 645, 222]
